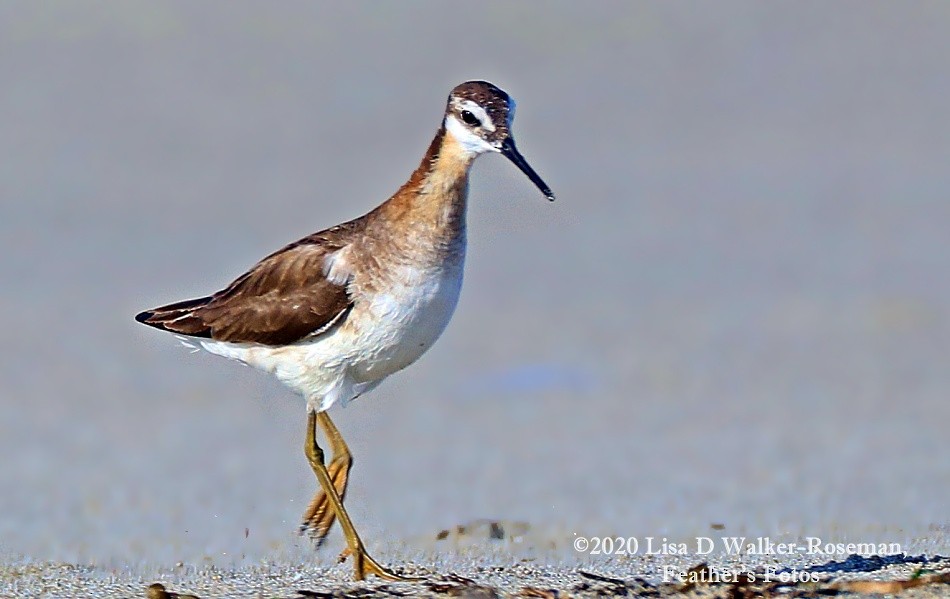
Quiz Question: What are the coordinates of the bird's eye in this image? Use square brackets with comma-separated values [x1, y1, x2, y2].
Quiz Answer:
[460, 110, 481, 126]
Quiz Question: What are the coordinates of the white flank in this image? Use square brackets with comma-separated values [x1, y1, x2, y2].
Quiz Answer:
[322, 247, 353, 286]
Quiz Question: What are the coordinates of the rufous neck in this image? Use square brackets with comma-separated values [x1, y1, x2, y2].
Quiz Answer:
[381, 123, 476, 234]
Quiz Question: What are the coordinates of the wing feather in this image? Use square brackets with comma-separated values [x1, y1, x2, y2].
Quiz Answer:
[136, 222, 361, 346]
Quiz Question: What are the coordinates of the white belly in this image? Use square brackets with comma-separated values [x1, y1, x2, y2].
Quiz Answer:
[196, 258, 464, 411]
[351, 261, 464, 380]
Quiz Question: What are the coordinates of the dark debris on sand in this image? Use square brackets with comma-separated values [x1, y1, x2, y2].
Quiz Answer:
[142, 554, 950, 599]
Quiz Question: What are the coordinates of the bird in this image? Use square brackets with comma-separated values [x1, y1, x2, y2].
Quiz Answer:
[135, 80, 554, 581]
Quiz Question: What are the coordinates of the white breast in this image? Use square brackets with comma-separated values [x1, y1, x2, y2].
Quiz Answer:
[196, 255, 465, 412]
[349, 259, 464, 381]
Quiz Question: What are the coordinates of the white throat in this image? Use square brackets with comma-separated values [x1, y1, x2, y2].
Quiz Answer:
[444, 115, 497, 157]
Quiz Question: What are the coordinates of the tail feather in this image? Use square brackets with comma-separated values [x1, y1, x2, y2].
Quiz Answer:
[135, 296, 213, 338]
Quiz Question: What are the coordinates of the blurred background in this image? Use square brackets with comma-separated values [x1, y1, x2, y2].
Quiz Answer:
[0, 1, 947, 569]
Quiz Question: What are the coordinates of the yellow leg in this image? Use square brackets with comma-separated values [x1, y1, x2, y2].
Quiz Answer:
[303, 410, 418, 582]
[300, 412, 352, 546]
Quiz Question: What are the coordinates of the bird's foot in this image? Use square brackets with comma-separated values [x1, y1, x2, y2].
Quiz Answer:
[345, 547, 424, 582]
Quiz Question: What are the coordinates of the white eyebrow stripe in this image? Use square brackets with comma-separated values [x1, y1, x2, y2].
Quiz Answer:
[460, 100, 495, 132]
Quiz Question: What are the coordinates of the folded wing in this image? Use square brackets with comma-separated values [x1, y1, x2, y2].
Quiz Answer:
[136, 224, 359, 346]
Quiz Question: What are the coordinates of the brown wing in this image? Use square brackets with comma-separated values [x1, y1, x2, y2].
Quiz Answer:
[136, 222, 360, 346]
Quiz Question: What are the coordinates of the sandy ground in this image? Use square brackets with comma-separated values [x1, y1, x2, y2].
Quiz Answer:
[1, 2, 948, 598]
[3, 537, 949, 597]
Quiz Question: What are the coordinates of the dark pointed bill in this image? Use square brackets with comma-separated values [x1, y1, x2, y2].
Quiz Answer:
[500, 138, 555, 201]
